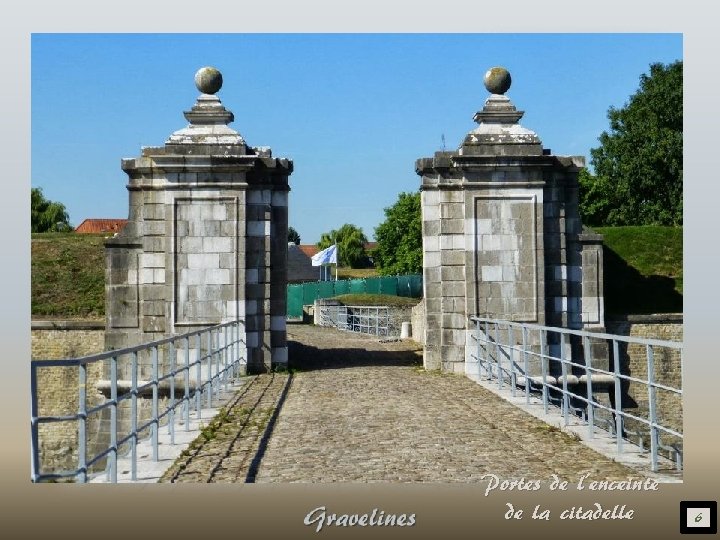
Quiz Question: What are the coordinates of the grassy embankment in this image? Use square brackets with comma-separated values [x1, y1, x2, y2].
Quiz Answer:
[333, 267, 419, 306]
[31, 233, 106, 319]
[31, 226, 682, 318]
[593, 226, 682, 316]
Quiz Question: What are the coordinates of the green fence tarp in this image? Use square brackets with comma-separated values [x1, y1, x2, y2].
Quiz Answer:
[365, 278, 381, 295]
[349, 279, 366, 294]
[409, 274, 423, 297]
[317, 281, 335, 298]
[285, 274, 423, 319]
[302, 282, 319, 305]
[333, 280, 350, 296]
[287, 284, 304, 319]
[378, 277, 397, 295]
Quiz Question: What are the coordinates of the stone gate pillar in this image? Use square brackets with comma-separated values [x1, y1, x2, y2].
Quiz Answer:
[105, 67, 292, 374]
[416, 67, 604, 373]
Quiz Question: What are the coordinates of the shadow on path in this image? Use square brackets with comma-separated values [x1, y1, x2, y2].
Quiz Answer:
[244, 373, 294, 483]
[288, 340, 422, 371]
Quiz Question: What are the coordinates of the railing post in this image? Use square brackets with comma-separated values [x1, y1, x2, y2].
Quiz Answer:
[613, 339, 623, 454]
[522, 326, 529, 405]
[215, 328, 221, 396]
[494, 322, 502, 388]
[30, 364, 40, 482]
[233, 322, 238, 375]
[583, 335, 594, 439]
[508, 325, 516, 397]
[196, 333, 202, 418]
[475, 319, 482, 381]
[184, 336, 190, 432]
[222, 325, 229, 391]
[206, 329, 213, 408]
[483, 320, 491, 379]
[540, 328, 548, 414]
[169, 341, 175, 444]
[152, 346, 159, 462]
[647, 344, 658, 472]
[236, 321, 241, 374]
[229, 323, 235, 378]
[131, 351, 138, 481]
[109, 355, 118, 483]
[560, 332, 568, 425]
[78, 362, 88, 483]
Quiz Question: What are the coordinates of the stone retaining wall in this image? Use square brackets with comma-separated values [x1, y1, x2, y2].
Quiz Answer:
[31, 320, 105, 359]
[31, 321, 107, 478]
[605, 314, 683, 453]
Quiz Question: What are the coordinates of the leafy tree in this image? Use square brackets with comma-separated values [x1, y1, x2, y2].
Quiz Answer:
[579, 61, 682, 226]
[288, 226, 301, 245]
[31, 187, 72, 233]
[373, 191, 422, 275]
[317, 223, 368, 268]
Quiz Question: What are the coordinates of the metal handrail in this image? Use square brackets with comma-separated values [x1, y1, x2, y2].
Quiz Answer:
[469, 316, 683, 473]
[30, 319, 245, 483]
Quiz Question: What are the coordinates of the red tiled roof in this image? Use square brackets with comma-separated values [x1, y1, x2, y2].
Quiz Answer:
[299, 245, 319, 257]
[75, 219, 128, 234]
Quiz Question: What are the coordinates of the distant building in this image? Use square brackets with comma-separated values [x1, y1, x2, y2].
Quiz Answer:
[288, 243, 320, 283]
[75, 219, 128, 234]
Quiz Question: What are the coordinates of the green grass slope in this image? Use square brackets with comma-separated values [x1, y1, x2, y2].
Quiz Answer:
[594, 226, 682, 316]
[31, 233, 106, 319]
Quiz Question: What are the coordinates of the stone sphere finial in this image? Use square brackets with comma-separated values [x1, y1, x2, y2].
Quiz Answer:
[194, 66, 223, 95]
[484, 67, 512, 95]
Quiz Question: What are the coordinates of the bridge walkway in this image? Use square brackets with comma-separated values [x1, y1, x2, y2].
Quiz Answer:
[159, 323, 658, 483]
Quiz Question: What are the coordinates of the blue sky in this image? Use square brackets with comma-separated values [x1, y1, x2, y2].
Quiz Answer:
[31, 33, 682, 243]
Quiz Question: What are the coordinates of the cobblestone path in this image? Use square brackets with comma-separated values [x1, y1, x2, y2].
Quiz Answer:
[159, 372, 291, 483]
[161, 323, 644, 483]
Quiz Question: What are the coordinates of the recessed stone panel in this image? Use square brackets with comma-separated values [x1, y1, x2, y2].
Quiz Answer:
[474, 195, 538, 321]
[174, 197, 239, 325]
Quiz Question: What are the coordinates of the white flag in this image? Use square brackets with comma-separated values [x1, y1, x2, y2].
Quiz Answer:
[311, 244, 338, 266]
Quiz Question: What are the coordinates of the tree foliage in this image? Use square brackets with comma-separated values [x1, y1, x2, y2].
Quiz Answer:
[579, 61, 682, 226]
[31, 187, 72, 233]
[373, 191, 422, 275]
[317, 223, 368, 268]
[288, 226, 301, 245]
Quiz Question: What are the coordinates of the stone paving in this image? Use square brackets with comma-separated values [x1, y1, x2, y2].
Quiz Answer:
[160, 323, 645, 483]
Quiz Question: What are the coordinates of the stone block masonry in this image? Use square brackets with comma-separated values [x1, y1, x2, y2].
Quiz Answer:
[605, 315, 683, 452]
[417, 67, 604, 373]
[31, 321, 106, 476]
[105, 67, 292, 375]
